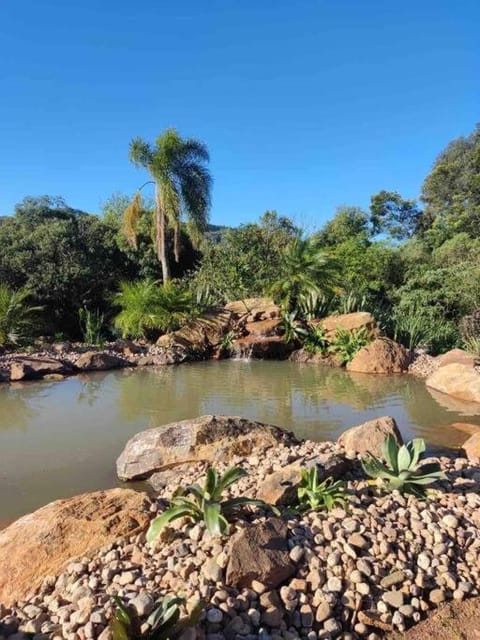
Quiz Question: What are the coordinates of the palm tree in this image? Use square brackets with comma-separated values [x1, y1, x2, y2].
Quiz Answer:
[0, 284, 42, 346]
[125, 128, 212, 282]
[270, 237, 340, 312]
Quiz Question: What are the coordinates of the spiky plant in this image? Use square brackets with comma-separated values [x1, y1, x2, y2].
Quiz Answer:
[361, 435, 447, 497]
[281, 311, 308, 343]
[297, 467, 349, 512]
[147, 466, 274, 540]
[127, 129, 212, 282]
[303, 323, 329, 354]
[113, 280, 194, 339]
[0, 284, 42, 346]
[328, 327, 370, 364]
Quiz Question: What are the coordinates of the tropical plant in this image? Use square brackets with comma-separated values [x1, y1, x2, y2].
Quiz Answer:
[219, 330, 236, 352]
[463, 334, 480, 356]
[147, 466, 273, 540]
[110, 594, 202, 640]
[361, 435, 447, 497]
[270, 237, 339, 312]
[0, 284, 41, 346]
[281, 311, 308, 343]
[113, 280, 194, 339]
[297, 467, 349, 512]
[78, 307, 105, 346]
[328, 327, 370, 364]
[297, 290, 331, 321]
[303, 323, 329, 354]
[126, 129, 212, 282]
[336, 291, 368, 315]
[390, 302, 457, 352]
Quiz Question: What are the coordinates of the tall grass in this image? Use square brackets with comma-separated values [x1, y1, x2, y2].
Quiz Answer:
[0, 284, 41, 346]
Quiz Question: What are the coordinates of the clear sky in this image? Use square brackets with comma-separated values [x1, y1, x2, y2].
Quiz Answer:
[0, 0, 478, 228]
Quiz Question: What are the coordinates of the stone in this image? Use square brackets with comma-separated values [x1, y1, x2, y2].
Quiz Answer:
[203, 558, 223, 583]
[117, 415, 297, 481]
[0, 488, 151, 607]
[244, 319, 283, 338]
[9, 357, 72, 382]
[380, 570, 405, 589]
[347, 338, 411, 374]
[320, 312, 379, 340]
[426, 363, 480, 405]
[225, 518, 295, 590]
[461, 432, 480, 462]
[75, 351, 130, 371]
[398, 597, 480, 639]
[383, 590, 405, 608]
[436, 349, 477, 369]
[225, 298, 280, 321]
[429, 589, 446, 605]
[256, 455, 350, 505]
[232, 336, 295, 360]
[337, 416, 403, 457]
[315, 601, 332, 623]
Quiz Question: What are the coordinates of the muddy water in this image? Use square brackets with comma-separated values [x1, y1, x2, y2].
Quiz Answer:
[1, 360, 479, 524]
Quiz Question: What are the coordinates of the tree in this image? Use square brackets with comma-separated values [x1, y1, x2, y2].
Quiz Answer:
[270, 237, 339, 311]
[126, 128, 212, 282]
[315, 206, 370, 247]
[370, 190, 421, 240]
[421, 123, 480, 242]
[14, 195, 86, 224]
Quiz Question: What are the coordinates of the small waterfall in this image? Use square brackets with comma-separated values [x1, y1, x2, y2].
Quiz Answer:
[231, 339, 255, 361]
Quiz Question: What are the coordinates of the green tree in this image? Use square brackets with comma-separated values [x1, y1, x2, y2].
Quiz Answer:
[126, 129, 212, 282]
[315, 206, 370, 247]
[370, 190, 421, 240]
[0, 284, 41, 346]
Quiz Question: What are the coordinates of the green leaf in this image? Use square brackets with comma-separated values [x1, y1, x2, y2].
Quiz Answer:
[409, 438, 427, 468]
[110, 616, 129, 640]
[215, 466, 248, 498]
[204, 468, 218, 500]
[397, 444, 412, 472]
[383, 435, 399, 473]
[203, 501, 223, 536]
[146, 506, 194, 543]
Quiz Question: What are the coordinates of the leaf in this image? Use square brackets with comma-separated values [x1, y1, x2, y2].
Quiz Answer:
[215, 466, 248, 497]
[110, 616, 129, 640]
[397, 444, 412, 472]
[146, 506, 194, 543]
[409, 438, 426, 469]
[204, 468, 218, 500]
[203, 501, 223, 536]
[383, 435, 399, 473]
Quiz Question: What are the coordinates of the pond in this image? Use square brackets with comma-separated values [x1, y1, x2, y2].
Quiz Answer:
[1, 360, 479, 525]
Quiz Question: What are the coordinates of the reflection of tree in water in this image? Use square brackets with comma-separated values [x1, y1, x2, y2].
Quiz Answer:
[76, 373, 109, 407]
[0, 385, 37, 431]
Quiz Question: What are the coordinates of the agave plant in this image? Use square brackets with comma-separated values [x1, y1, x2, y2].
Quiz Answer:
[281, 311, 308, 344]
[147, 466, 273, 541]
[110, 595, 202, 640]
[297, 467, 349, 512]
[328, 326, 370, 364]
[361, 435, 447, 497]
[303, 323, 329, 355]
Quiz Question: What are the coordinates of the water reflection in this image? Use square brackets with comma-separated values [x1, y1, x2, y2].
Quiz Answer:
[0, 361, 479, 523]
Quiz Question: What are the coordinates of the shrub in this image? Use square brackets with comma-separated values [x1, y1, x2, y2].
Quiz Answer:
[146, 466, 274, 540]
[463, 335, 480, 356]
[361, 435, 446, 497]
[297, 467, 349, 512]
[328, 327, 370, 364]
[303, 324, 329, 354]
[390, 303, 458, 353]
[0, 284, 41, 346]
[113, 280, 195, 339]
[78, 307, 105, 346]
[110, 594, 202, 640]
[281, 311, 308, 343]
[297, 291, 331, 321]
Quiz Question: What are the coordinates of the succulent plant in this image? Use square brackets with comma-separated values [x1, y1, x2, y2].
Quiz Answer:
[361, 435, 447, 497]
[297, 467, 349, 512]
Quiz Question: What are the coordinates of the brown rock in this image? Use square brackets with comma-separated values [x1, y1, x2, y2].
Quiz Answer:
[0, 488, 151, 607]
[436, 348, 478, 369]
[225, 519, 295, 589]
[75, 351, 130, 371]
[225, 298, 280, 322]
[257, 455, 350, 505]
[232, 336, 294, 360]
[357, 610, 393, 632]
[390, 597, 480, 640]
[321, 312, 379, 340]
[347, 337, 411, 374]
[245, 318, 283, 338]
[337, 416, 403, 457]
[9, 357, 72, 381]
[461, 432, 480, 462]
[116, 415, 297, 481]
[449, 423, 480, 436]
[426, 363, 480, 405]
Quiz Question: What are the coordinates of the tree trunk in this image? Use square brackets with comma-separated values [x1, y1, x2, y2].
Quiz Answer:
[173, 220, 181, 263]
[155, 186, 170, 282]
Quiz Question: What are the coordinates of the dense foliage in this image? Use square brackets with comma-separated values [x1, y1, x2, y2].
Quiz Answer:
[1, 123, 479, 351]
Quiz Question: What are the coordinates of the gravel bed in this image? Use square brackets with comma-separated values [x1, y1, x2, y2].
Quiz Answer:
[0, 441, 479, 640]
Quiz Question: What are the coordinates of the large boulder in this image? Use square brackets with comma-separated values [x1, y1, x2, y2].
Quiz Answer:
[225, 518, 295, 589]
[75, 351, 130, 371]
[156, 309, 234, 355]
[9, 356, 72, 382]
[0, 488, 151, 607]
[257, 454, 350, 506]
[245, 318, 283, 338]
[337, 416, 403, 457]
[232, 336, 294, 360]
[116, 415, 298, 481]
[436, 348, 478, 369]
[426, 363, 480, 405]
[347, 338, 411, 374]
[461, 432, 480, 462]
[225, 298, 281, 322]
[320, 312, 379, 340]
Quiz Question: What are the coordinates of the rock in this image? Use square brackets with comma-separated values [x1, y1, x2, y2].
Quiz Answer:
[232, 336, 294, 360]
[225, 519, 295, 589]
[9, 357, 72, 382]
[320, 312, 379, 340]
[164, 309, 234, 353]
[117, 415, 297, 481]
[111, 339, 143, 356]
[395, 597, 480, 639]
[380, 570, 405, 589]
[147, 464, 193, 491]
[75, 351, 130, 371]
[256, 455, 350, 505]
[337, 416, 403, 457]
[426, 363, 480, 405]
[449, 423, 480, 436]
[383, 590, 405, 608]
[0, 488, 151, 607]
[436, 349, 478, 369]
[462, 432, 480, 461]
[347, 338, 411, 374]
[244, 319, 283, 338]
[225, 298, 280, 322]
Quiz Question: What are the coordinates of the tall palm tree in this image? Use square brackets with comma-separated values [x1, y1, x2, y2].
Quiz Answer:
[270, 237, 340, 311]
[125, 128, 212, 282]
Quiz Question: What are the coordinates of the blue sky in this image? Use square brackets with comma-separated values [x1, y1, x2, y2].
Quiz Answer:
[0, 0, 478, 228]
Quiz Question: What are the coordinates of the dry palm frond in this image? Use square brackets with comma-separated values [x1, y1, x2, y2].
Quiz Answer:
[123, 191, 143, 248]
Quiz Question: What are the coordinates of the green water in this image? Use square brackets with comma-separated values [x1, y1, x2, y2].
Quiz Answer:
[1, 360, 479, 524]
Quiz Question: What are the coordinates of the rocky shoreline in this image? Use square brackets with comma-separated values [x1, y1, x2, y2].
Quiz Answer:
[0, 416, 479, 640]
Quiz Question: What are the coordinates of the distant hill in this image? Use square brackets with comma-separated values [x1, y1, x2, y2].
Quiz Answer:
[205, 223, 230, 243]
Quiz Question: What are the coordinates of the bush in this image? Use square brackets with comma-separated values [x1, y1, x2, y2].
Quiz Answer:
[303, 324, 329, 354]
[328, 327, 370, 364]
[0, 284, 41, 346]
